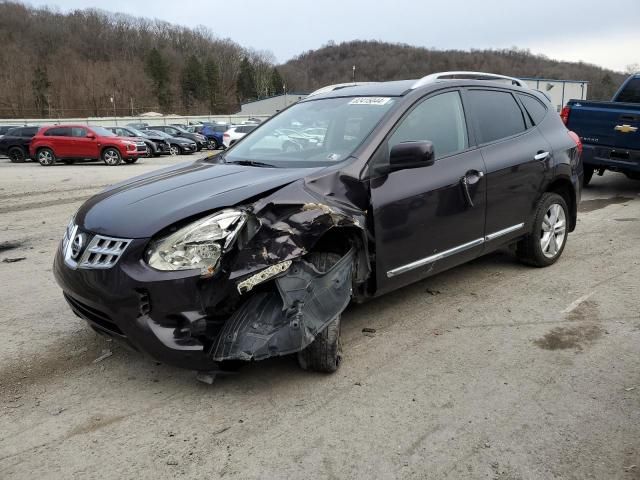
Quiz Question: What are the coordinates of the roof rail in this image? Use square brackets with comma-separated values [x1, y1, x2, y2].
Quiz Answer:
[411, 71, 527, 89]
[307, 82, 378, 97]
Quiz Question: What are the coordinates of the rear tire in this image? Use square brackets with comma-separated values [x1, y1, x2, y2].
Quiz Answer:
[102, 148, 122, 166]
[583, 165, 594, 186]
[8, 147, 26, 163]
[296, 252, 345, 373]
[517, 192, 569, 267]
[37, 148, 56, 166]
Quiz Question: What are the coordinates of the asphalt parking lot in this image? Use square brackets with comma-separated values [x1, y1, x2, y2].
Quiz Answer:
[0, 154, 638, 479]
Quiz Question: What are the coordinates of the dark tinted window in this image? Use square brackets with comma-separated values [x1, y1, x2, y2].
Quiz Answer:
[71, 127, 87, 137]
[467, 90, 526, 143]
[517, 94, 547, 125]
[45, 127, 71, 136]
[389, 91, 468, 159]
[22, 127, 39, 136]
[214, 125, 227, 132]
[616, 78, 640, 103]
[6, 128, 22, 136]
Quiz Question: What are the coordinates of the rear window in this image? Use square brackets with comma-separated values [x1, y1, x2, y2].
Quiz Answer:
[467, 90, 526, 143]
[22, 127, 39, 136]
[45, 127, 71, 136]
[517, 94, 547, 125]
[214, 125, 227, 133]
[615, 78, 640, 103]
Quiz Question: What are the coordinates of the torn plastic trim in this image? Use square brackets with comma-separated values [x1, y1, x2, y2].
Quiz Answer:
[236, 260, 292, 294]
[210, 248, 355, 362]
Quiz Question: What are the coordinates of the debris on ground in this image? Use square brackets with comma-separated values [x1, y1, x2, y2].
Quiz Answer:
[49, 407, 66, 416]
[2, 257, 26, 263]
[624, 386, 636, 392]
[0, 241, 22, 252]
[425, 288, 441, 295]
[362, 327, 376, 333]
[92, 349, 113, 363]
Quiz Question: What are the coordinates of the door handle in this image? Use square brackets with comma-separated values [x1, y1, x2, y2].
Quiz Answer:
[534, 151, 550, 161]
[460, 170, 484, 208]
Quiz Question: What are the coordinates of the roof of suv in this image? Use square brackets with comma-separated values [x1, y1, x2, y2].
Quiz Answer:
[303, 72, 531, 101]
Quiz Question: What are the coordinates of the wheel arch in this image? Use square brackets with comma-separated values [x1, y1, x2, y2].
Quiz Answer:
[544, 177, 577, 232]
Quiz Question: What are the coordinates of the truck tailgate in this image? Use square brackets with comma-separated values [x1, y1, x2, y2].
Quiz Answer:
[567, 101, 640, 151]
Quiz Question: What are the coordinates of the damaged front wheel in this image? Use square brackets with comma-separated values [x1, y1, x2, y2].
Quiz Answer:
[296, 252, 343, 373]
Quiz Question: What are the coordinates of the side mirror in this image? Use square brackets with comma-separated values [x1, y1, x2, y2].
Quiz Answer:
[86, 133, 96, 139]
[389, 141, 435, 171]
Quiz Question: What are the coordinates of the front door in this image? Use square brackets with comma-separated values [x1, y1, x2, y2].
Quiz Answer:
[70, 127, 97, 159]
[370, 90, 487, 294]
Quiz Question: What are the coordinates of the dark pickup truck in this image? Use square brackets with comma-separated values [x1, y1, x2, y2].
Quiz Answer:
[563, 74, 640, 185]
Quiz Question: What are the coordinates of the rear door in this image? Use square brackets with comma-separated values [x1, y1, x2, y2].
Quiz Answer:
[465, 88, 553, 245]
[44, 127, 72, 157]
[370, 89, 487, 294]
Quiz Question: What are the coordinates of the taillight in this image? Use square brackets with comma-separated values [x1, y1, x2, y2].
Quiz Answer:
[223, 133, 229, 137]
[568, 131, 582, 156]
[560, 106, 571, 125]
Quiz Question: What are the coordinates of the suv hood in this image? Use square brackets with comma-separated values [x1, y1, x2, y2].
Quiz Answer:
[77, 160, 322, 238]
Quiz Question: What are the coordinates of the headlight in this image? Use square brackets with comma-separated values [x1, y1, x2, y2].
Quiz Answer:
[146, 209, 247, 275]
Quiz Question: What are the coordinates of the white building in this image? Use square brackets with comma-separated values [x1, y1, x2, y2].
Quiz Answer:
[521, 78, 588, 112]
[238, 93, 308, 116]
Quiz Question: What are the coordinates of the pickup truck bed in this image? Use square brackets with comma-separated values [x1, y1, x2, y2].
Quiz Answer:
[564, 74, 640, 183]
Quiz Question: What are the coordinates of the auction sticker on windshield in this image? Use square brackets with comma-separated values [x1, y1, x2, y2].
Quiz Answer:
[349, 97, 392, 105]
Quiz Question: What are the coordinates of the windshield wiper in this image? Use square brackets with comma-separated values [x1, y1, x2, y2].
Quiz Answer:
[225, 159, 276, 168]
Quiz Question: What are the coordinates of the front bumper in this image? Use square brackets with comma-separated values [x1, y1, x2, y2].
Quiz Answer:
[582, 144, 640, 173]
[53, 238, 223, 371]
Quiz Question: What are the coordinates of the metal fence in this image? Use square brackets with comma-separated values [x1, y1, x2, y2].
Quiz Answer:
[0, 114, 272, 128]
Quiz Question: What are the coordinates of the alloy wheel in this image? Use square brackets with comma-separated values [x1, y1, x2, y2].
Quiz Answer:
[169, 145, 179, 156]
[38, 150, 54, 166]
[103, 149, 121, 166]
[540, 203, 566, 258]
[9, 149, 25, 163]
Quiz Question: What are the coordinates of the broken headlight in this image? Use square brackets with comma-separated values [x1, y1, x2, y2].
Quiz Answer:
[146, 209, 247, 275]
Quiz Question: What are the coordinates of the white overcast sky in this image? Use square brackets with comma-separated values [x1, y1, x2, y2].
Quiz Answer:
[26, 0, 640, 72]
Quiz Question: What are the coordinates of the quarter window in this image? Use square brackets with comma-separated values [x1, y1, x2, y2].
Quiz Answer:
[517, 94, 547, 125]
[467, 90, 526, 144]
[389, 91, 468, 159]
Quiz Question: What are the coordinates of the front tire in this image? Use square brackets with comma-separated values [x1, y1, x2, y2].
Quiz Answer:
[517, 192, 569, 267]
[102, 148, 122, 166]
[169, 144, 180, 156]
[297, 252, 345, 373]
[583, 165, 594, 186]
[8, 147, 26, 163]
[37, 148, 56, 166]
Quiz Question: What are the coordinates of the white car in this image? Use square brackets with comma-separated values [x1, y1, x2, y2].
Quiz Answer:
[222, 125, 257, 148]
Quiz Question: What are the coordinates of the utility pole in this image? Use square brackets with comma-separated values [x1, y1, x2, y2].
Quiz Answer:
[110, 94, 117, 125]
[130, 97, 134, 117]
[352, 65, 356, 83]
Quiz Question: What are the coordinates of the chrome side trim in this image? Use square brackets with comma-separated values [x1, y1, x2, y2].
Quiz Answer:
[484, 223, 525, 242]
[386, 223, 525, 278]
[386, 238, 484, 278]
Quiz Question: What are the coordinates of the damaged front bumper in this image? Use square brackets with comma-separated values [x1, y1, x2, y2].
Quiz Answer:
[53, 236, 355, 371]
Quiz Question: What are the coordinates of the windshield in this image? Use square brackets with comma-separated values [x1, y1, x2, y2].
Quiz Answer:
[92, 126, 116, 137]
[128, 127, 147, 137]
[223, 96, 396, 167]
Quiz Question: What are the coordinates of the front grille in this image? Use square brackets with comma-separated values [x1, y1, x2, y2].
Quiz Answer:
[64, 293, 125, 336]
[76, 234, 131, 269]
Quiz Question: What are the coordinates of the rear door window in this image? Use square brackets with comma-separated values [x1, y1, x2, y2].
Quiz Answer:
[45, 127, 71, 136]
[22, 127, 39, 136]
[466, 90, 526, 144]
[615, 78, 640, 103]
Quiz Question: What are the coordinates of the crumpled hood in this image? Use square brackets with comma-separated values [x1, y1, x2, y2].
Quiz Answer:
[77, 160, 321, 238]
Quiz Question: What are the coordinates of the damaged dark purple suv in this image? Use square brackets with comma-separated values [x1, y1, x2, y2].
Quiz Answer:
[54, 72, 582, 375]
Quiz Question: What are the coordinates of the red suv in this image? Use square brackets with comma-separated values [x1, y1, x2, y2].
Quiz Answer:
[30, 125, 145, 166]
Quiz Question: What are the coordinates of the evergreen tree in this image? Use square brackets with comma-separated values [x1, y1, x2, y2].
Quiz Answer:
[145, 48, 172, 112]
[180, 55, 205, 111]
[31, 66, 51, 117]
[270, 67, 284, 96]
[236, 57, 257, 102]
[204, 58, 220, 113]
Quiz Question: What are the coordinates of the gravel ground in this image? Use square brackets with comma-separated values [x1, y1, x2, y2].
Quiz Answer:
[0, 154, 638, 479]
